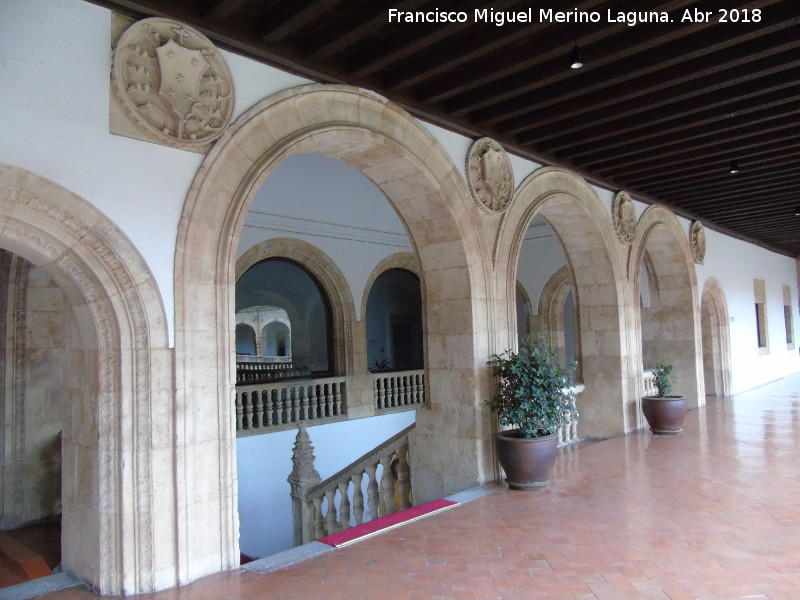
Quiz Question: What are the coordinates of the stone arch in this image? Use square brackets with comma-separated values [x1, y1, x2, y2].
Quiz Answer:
[536, 265, 580, 370]
[0, 164, 170, 594]
[237, 238, 355, 375]
[515, 281, 533, 342]
[362, 253, 424, 373]
[630, 205, 703, 410]
[174, 84, 490, 579]
[701, 277, 732, 396]
[497, 166, 631, 438]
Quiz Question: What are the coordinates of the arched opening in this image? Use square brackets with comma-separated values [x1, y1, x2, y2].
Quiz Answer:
[0, 165, 170, 594]
[236, 258, 333, 380]
[175, 85, 489, 578]
[235, 323, 257, 356]
[534, 265, 578, 371]
[515, 282, 532, 344]
[365, 268, 423, 372]
[632, 206, 703, 410]
[701, 277, 732, 396]
[498, 167, 630, 438]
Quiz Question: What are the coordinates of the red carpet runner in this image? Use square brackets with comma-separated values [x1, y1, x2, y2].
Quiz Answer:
[317, 499, 458, 547]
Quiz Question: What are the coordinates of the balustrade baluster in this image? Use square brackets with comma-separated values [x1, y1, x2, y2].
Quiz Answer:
[308, 384, 317, 420]
[365, 463, 379, 520]
[280, 388, 288, 424]
[351, 472, 364, 525]
[389, 377, 396, 408]
[299, 386, 308, 421]
[235, 392, 243, 431]
[324, 489, 337, 535]
[260, 391, 269, 429]
[251, 390, 260, 429]
[396, 447, 411, 510]
[271, 390, 279, 426]
[290, 388, 297, 424]
[402, 375, 409, 405]
[242, 392, 253, 429]
[337, 481, 350, 530]
[376, 378, 385, 410]
[333, 383, 342, 416]
[379, 455, 396, 515]
[312, 496, 325, 540]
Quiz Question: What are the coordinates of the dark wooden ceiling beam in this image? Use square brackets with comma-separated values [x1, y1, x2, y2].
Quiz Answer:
[627, 141, 800, 189]
[569, 104, 800, 167]
[538, 75, 800, 155]
[473, 3, 797, 126]
[301, 0, 429, 60]
[203, 0, 250, 23]
[664, 176, 800, 205]
[588, 119, 800, 174]
[511, 43, 800, 140]
[684, 195, 800, 219]
[411, 0, 651, 103]
[347, 0, 522, 80]
[259, 0, 345, 45]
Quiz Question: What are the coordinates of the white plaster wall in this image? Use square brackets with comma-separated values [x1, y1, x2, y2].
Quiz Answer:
[237, 410, 415, 558]
[695, 228, 800, 393]
[517, 231, 568, 313]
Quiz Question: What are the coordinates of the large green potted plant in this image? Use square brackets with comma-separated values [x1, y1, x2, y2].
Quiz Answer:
[487, 333, 577, 490]
[642, 361, 687, 435]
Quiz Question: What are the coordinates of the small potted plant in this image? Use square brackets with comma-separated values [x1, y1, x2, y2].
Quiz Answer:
[641, 361, 687, 435]
[487, 333, 577, 490]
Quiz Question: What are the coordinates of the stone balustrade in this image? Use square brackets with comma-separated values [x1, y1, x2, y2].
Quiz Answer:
[236, 376, 346, 435]
[558, 383, 584, 446]
[643, 369, 657, 396]
[236, 354, 293, 364]
[289, 422, 414, 546]
[372, 369, 425, 412]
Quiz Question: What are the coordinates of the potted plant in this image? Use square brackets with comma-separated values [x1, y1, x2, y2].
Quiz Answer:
[487, 333, 577, 490]
[641, 361, 687, 435]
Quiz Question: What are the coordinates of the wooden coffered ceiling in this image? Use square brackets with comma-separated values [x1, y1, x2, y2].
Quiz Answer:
[91, 0, 800, 257]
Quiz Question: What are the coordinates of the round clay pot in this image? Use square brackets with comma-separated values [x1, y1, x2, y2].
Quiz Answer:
[495, 430, 558, 490]
[641, 395, 687, 435]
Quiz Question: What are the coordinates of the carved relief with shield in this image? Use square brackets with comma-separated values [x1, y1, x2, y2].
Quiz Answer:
[465, 137, 514, 213]
[111, 17, 234, 150]
[612, 191, 637, 245]
[689, 220, 706, 264]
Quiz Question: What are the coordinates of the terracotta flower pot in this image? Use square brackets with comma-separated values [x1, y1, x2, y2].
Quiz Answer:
[495, 430, 558, 490]
[641, 395, 687, 435]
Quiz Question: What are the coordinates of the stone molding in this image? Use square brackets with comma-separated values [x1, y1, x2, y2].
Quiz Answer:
[0, 164, 170, 595]
[700, 277, 732, 397]
[111, 15, 234, 151]
[612, 191, 637, 246]
[465, 137, 514, 213]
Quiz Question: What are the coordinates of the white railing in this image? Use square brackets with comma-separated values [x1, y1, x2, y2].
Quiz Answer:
[289, 422, 413, 546]
[372, 369, 425, 411]
[558, 383, 584, 447]
[236, 355, 293, 364]
[236, 376, 346, 435]
[643, 369, 657, 396]
[236, 361, 302, 383]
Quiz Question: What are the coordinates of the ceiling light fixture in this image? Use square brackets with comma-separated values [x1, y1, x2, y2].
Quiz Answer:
[570, 45, 583, 69]
[729, 160, 739, 174]
[795, 206, 800, 216]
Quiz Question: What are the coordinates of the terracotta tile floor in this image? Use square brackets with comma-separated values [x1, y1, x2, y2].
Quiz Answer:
[43, 373, 800, 599]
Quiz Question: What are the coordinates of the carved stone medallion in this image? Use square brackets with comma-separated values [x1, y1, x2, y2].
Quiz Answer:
[612, 191, 637, 245]
[690, 220, 706, 264]
[111, 18, 234, 148]
[465, 138, 514, 213]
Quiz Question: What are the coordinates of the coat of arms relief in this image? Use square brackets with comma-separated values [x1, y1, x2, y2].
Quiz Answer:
[466, 138, 514, 213]
[111, 17, 234, 150]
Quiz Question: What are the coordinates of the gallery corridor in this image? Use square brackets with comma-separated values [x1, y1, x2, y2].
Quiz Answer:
[26, 373, 800, 600]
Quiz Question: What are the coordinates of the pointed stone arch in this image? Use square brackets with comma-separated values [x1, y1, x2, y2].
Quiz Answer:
[497, 166, 632, 438]
[0, 164, 170, 594]
[174, 84, 491, 581]
[701, 277, 732, 396]
[630, 205, 703, 410]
